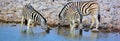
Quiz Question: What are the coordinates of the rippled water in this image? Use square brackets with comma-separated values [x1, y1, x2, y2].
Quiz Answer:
[0, 23, 120, 41]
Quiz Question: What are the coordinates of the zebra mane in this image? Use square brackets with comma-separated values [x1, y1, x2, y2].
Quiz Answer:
[32, 7, 47, 23]
[35, 10, 47, 23]
[25, 3, 47, 23]
[58, 2, 72, 18]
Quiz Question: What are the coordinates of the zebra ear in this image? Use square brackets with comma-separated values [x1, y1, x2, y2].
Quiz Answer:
[27, 3, 31, 6]
[25, 3, 31, 7]
[26, 3, 31, 6]
[24, 3, 29, 8]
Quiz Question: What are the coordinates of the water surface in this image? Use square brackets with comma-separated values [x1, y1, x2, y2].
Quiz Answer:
[0, 23, 120, 41]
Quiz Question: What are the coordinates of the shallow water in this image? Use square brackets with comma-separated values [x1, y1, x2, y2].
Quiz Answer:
[0, 23, 120, 41]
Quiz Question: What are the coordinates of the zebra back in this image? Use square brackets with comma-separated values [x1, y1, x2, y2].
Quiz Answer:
[59, 1, 99, 17]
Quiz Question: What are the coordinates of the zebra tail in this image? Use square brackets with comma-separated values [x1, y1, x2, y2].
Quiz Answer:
[98, 11, 100, 22]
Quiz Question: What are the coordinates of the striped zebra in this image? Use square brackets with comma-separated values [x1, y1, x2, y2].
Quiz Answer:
[59, 1, 100, 31]
[21, 3, 50, 32]
[59, 3, 81, 32]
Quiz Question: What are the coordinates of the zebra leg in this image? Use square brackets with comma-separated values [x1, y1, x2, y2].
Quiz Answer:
[70, 20, 76, 33]
[95, 15, 99, 31]
[90, 15, 95, 29]
[21, 16, 24, 31]
[78, 16, 83, 35]
[92, 15, 99, 31]
[70, 20, 73, 31]
[70, 20, 75, 31]
[27, 19, 31, 30]
[78, 21, 83, 35]
[70, 20, 75, 36]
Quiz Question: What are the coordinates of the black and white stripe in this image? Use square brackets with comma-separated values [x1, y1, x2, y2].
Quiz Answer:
[21, 3, 50, 32]
[59, 1, 100, 31]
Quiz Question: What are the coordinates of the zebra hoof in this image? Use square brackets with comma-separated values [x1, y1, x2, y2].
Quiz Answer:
[45, 28, 51, 33]
[79, 29, 82, 35]
[92, 28, 99, 32]
[90, 27, 94, 30]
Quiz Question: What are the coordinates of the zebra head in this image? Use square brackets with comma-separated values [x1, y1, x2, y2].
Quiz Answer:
[25, 3, 34, 11]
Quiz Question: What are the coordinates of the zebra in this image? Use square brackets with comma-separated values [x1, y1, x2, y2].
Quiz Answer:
[58, 1, 100, 31]
[21, 3, 50, 32]
[58, 2, 82, 34]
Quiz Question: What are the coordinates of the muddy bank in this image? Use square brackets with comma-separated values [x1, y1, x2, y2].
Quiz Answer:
[0, 0, 120, 30]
